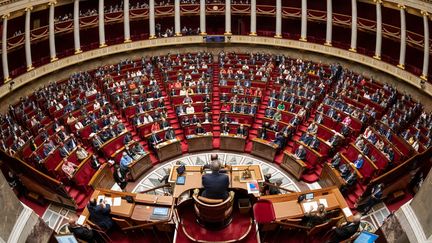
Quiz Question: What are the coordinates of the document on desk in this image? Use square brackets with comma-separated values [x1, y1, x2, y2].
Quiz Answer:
[319, 198, 328, 208]
[247, 181, 260, 194]
[113, 197, 122, 206]
[104, 197, 113, 205]
[342, 207, 353, 217]
[77, 215, 86, 225]
[302, 201, 318, 212]
[97, 195, 105, 203]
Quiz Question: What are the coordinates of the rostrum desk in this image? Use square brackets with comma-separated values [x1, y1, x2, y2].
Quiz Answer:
[251, 138, 278, 161]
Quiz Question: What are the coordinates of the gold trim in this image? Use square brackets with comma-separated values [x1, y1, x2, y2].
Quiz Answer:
[200, 32, 207, 36]
[124, 38, 132, 43]
[4, 76, 11, 83]
[27, 65, 34, 71]
[373, 55, 381, 60]
[249, 32, 257, 36]
[299, 37, 307, 42]
[274, 34, 282, 38]
[25, 6, 34, 12]
[149, 35, 157, 39]
[99, 43, 107, 48]
[397, 4, 405, 9]
[349, 48, 357, 52]
[74, 48, 82, 54]
[420, 75, 428, 81]
[50, 56, 58, 62]
[175, 33, 182, 37]
[421, 10, 429, 16]
[224, 32, 232, 36]
[324, 41, 332, 46]
[2, 14, 10, 19]
[397, 63, 405, 69]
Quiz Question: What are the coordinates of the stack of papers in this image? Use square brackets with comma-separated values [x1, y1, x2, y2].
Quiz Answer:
[318, 198, 328, 208]
[302, 201, 318, 212]
[342, 207, 353, 217]
[77, 215, 86, 225]
[113, 197, 122, 206]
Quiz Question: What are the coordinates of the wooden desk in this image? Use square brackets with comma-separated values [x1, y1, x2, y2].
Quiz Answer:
[319, 163, 347, 189]
[220, 134, 246, 152]
[168, 165, 264, 198]
[261, 187, 353, 221]
[156, 138, 182, 161]
[186, 133, 213, 152]
[128, 153, 152, 181]
[88, 163, 115, 190]
[280, 151, 307, 180]
[135, 194, 174, 206]
[251, 138, 278, 162]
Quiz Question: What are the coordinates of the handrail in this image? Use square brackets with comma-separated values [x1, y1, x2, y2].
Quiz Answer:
[262, 181, 297, 193]
[137, 183, 171, 194]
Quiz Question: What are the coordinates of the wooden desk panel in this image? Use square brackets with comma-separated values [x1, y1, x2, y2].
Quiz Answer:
[251, 138, 278, 162]
[320, 163, 347, 189]
[88, 163, 115, 190]
[131, 204, 171, 222]
[110, 199, 134, 218]
[156, 138, 182, 162]
[280, 151, 307, 180]
[187, 133, 213, 152]
[128, 153, 152, 181]
[135, 194, 173, 206]
[220, 134, 246, 152]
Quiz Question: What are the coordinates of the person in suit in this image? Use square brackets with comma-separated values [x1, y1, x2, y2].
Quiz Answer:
[113, 164, 128, 191]
[303, 203, 327, 227]
[191, 115, 201, 124]
[327, 213, 361, 243]
[273, 132, 285, 151]
[300, 132, 312, 146]
[294, 145, 307, 161]
[195, 123, 206, 135]
[165, 128, 176, 140]
[119, 152, 133, 173]
[68, 216, 100, 243]
[330, 153, 341, 167]
[201, 159, 229, 200]
[87, 198, 114, 231]
[309, 135, 320, 150]
[356, 183, 384, 213]
[221, 122, 230, 134]
[236, 124, 247, 137]
[148, 131, 162, 152]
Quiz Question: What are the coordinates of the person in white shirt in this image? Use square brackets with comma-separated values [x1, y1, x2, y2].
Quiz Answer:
[186, 104, 195, 114]
[109, 115, 118, 125]
[179, 88, 187, 96]
[93, 101, 101, 110]
[75, 121, 84, 130]
[143, 114, 153, 124]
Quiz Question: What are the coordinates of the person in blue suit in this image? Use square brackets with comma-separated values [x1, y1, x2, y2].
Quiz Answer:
[87, 198, 114, 231]
[201, 159, 229, 200]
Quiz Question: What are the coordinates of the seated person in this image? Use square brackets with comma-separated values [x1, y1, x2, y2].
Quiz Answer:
[191, 114, 201, 124]
[186, 104, 195, 114]
[236, 124, 248, 137]
[221, 122, 230, 134]
[220, 114, 231, 123]
[303, 203, 327, 227]
[269, 179, 283, 195]
[330, 152, 341, 167]
[309, 135, 320, 150]
[258, 126, 268, 140]
[327, 134, 340, 147]
[148, 131, 162, 151]
[182, 116, 190, 126]
[201, 159, 229, 200]
[195, 123, 206, 135]
[300, 132, 312, 145]
[293, 145, 307, 161]
[120, 152, 133, 173]
[272, 132, 285, 151]
[307, 122, 318, 135]
[290, 115, 301, 126]
[68, 215, 100, 243]
[87, 198, 114, 231]
[62, 159, 78, 179]
[76, 145, 89, 160]
[328, 213, 361, 243]
[165, 127, 176, 140]
[353, 154, 364, 169]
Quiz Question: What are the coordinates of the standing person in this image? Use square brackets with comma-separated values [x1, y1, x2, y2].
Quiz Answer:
[113, 164, 128, 191]
[356, 183, 384, 213]
[201, 159, 229, 200]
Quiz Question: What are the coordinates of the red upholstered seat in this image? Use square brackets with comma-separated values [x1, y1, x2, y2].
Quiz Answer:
[253, 199, 276, 224]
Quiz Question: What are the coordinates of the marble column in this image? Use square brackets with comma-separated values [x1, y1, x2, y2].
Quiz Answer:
[98, 0, 106, 47]
[421, 11, 429, 80]
[325, 0, 332, 46]
[149, 0, 156, 39]
[25, 7, 33, 71]
[48, 2, 57, 62]
[225, 0, 231, 35]
[124, 0, 131, 42]
[174, 0, 181, 36]
[275, 0, 282, 38]
[73, 0, 81, 54]
[250, 0, 256, 35]
[2, 15, 10, 82]
[398, 4, 406, 69]
[300, 0, 307, 41]
[200, 0, 206, 35]
[350, 0, 357, 52]
[374, 0, 382, 59]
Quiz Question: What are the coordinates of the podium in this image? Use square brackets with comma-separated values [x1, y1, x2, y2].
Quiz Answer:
[280, 151, 307, 180]
[251, 138, 278, 162]
[187, 133, 213, 152]
[156, 138, 182, 162]
[220, 134, 246, 152]
[128, 153, 152, 181]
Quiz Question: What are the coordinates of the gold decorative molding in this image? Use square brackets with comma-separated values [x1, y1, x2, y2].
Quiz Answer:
[373, 55, 381, 60]
[249, 32, 257, 36]
[349, 48, 357, 52]
[324, 41, 332, 46]
[99, 43, 107, 48]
